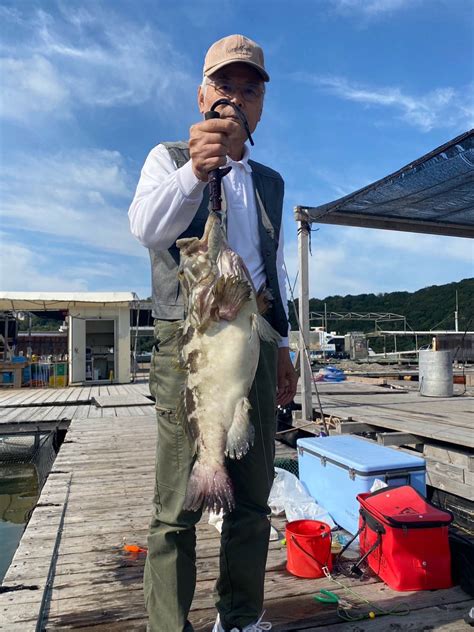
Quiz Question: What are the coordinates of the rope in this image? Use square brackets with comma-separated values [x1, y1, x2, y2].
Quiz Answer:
[289, 524, 410, 622]
[321, 566, 410, 622]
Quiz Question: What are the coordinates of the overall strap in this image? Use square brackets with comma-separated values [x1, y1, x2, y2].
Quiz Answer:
[162, 142, 228, 232]
[162, 141, 190, 169]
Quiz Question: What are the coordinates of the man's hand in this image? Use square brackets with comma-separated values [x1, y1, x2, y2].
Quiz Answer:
[189, 118, 241, 182]
[277, 347, 298, 406]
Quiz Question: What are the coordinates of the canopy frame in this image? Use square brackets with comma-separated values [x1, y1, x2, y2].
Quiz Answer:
[295, 130, 474, 421]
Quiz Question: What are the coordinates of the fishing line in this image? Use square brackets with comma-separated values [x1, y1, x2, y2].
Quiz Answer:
[283, 259, 328, 434]
[253, 369, 274, 499]
[320, 566, 410, 622]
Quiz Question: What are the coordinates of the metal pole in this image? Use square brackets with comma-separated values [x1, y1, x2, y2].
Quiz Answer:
[295, 207, 312, 422]
[455, 290, 459, 332]
[323, 302, 327, 362]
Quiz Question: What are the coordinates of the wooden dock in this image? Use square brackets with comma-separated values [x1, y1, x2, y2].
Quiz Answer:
[294, 380, 474, 502]
[1, 381, 473, 630]
[0, 382, 154, 432]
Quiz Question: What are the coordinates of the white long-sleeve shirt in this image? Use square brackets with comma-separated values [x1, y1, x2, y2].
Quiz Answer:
[129, 143, 289, 346]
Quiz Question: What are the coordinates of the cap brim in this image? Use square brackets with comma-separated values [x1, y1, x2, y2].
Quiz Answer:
[205, 59, 270, 82]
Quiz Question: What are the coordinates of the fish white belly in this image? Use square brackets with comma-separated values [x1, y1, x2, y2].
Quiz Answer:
[187, 304, 260, 435]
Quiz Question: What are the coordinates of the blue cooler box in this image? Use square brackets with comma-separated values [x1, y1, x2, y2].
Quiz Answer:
[297, 436, 426, 535]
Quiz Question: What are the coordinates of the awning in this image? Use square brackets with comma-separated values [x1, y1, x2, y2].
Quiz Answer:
[298, 129, 474, 238]
[0, 292, 138, 311]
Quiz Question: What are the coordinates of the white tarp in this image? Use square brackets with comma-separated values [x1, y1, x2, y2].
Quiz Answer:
[0, 292, 138, 311]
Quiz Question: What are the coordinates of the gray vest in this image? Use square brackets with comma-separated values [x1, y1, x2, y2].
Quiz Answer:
[149, 141, 288, 337]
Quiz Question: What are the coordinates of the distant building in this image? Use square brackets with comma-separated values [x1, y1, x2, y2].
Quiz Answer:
[17, 332, 68, 357]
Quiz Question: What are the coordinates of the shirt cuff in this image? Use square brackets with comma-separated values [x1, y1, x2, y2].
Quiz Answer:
[278, 337, 289, 348]
[175, 159, 207, 199]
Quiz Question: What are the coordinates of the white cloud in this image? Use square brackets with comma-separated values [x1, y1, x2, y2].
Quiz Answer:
[284, 237, 374, 300]
[0, 55, 70, 121]
[0, 233, 152, 294]
[311, 168, 371, 199]
[331, 0, 416, 16]
[0, 6, 195, 123]
[0, 148, 146, 258]
[296, 74, 474, 132]
[0, 239, 88, 292]
[283, 226, 473, 300]
[348, 228, 474, 264]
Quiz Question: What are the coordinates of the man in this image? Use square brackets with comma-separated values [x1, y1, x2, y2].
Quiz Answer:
[129, 34, 298, 632]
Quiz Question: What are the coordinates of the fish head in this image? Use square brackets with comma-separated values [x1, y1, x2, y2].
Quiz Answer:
[176, 213, 223, 294]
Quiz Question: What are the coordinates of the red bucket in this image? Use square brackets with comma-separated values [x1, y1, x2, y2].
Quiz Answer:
[286, 520, 332, 578]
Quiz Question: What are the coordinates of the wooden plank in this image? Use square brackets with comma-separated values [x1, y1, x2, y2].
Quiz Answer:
[302, 601, 474, 631]
[335, 421, 378, 434]
[319, 403, 474, 448]
[2, 387, 471, 631]
[426, 458, 465, 483]
[376, 431, 424, 447]
[426, 470, 474, 500]
[92, 395, 154, 408]
[424, 444, 474, 472]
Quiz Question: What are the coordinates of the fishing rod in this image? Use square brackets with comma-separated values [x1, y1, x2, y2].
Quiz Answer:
[204, 98, 254, 213]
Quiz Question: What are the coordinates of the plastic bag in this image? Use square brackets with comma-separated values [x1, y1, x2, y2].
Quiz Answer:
[208, 509, 279, 540]
[370, 478, 388, 492]
[317, 366, 346, 382]
[269, 467, 335, 527]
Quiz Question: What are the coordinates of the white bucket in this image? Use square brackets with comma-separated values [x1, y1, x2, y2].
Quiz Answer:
[419, 350, 453, 397]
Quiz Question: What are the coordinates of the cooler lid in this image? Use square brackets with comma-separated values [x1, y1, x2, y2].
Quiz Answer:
[358, 485, 453, 527]
[297, 436, 425, 473]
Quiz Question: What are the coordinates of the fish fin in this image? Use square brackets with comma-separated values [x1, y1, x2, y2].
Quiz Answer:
[184, 386, 200, 443]
[175, 394, 187, 426]
[225, 397, 254, 459]
[256, 284, 273, 315]
[252, 313, 282, 344]
[184, 461, 235, 514]
[194, 286, 216, 333]
[175, 323, 186, 369]
[176, 236, 200, 255]
[174, 386, 200, 448]
[212, 275, 251, 321]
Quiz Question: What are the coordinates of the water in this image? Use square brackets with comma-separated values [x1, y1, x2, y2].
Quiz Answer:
[0, 432, 57, 581]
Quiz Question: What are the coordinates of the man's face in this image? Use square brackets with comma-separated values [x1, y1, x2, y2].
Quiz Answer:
[198, 62, 265, 136]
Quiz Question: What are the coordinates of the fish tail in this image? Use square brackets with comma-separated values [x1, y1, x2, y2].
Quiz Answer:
[184, 461, 235, 514]
[225, 397, 254, 459]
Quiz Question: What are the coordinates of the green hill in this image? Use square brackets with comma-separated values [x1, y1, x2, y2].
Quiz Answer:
[288, 278, 474, 349]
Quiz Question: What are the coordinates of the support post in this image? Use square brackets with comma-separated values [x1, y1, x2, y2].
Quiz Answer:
[455, 290, 459, 332]
[294, 207, 312, 422]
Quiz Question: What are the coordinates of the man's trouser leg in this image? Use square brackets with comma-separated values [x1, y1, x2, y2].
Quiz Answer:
[144, 320, 202, 632]
[215, 341, 278, 630]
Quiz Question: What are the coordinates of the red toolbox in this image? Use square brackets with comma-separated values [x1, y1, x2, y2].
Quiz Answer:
[357, 485, 454, 591]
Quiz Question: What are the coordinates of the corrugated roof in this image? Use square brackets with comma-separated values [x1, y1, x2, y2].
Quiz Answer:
[298, 129, 474, 238]
[0, 292, 138, 311]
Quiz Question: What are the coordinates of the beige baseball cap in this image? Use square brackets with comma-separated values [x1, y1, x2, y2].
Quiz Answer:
[203, 34, 269, 82]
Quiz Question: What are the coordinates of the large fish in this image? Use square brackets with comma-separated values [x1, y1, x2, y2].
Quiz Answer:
[176, 211, 280, 514]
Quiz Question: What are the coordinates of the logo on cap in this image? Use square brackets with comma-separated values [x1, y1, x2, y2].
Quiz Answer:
[227, 44, 252, 58]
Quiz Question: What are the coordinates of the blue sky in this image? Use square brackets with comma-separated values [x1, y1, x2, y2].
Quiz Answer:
[1, 0, 473, 300]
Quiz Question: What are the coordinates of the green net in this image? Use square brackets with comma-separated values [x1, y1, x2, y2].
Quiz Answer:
[274, 457, 299, 478]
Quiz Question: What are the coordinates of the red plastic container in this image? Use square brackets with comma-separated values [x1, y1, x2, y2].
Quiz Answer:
[286, 520, 332, 578]
[357, 486, 453, 591]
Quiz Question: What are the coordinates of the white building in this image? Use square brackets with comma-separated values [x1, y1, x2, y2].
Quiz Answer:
[0, 292, 138, 384]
